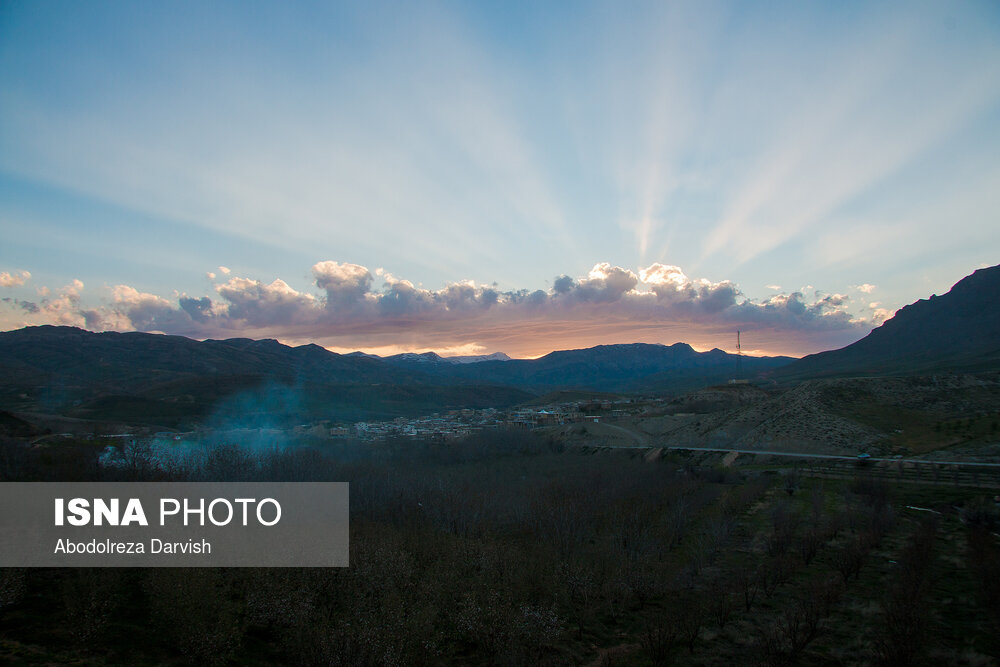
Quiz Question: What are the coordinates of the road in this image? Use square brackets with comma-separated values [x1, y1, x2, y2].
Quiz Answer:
[660, 445, 1000, 469]
[599, 434, 1000, 469]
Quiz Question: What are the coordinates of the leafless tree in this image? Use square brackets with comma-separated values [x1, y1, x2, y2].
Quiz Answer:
[759, 555, 794, 598]
[674, 593, 705, 654]
[752, 597, 823, 666]
[707, 576, 736, 629]
[767, 499, 800, 557]
[833, 536, 868, 584]
[642, 613, 680, 666]
[797, 526, 823, 566]
[736, 561, 761, 612]
[874, 519, 937, 666]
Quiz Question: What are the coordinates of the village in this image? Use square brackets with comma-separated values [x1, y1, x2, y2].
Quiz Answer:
[77, 397, 649, 449]
[323, 397, 642, 442]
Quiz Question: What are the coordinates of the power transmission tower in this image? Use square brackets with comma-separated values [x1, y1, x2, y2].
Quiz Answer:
[736, 330, 743, 379]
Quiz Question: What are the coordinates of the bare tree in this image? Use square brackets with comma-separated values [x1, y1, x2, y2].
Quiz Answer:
[759, 555, 794, 599]
[642, 613, 680, 666]
[833, 536, 868, 584]
[736, 561, 761, 612]
[707, 576, 736, 629]
[874, 519, 937, 666]
[767, 499, 800, 557]
[677, 598, 704, 654]
[797, 526, 823, 566]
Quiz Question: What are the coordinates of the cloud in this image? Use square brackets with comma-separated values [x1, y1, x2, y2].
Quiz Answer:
[218, 266, 231, 275]
[216, 277, 317, 326]
[552, 275, 574, 294]
[0, 260, 882, 357]
[7, 279, 90, 327]
[0, 1, 997, 311]
[639, 264, 688, 288]
[865, 301, 893, 325]
[871, 308, 892, 324]
[556, 263, 638, 304]
[312, 261, 372, 310]
[63, 279, 84, 296]
[179, 296, 213, 322]
[0, 270, 31, 287]
[637, 263, 740, 314]
[108, 285, 188, 332]
[854, 283, 876, 293]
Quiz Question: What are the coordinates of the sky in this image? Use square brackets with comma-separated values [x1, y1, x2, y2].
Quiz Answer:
[1, 0, 998, 358]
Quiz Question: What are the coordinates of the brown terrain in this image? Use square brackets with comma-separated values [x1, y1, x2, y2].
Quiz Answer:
[552, 375, 1000, 459]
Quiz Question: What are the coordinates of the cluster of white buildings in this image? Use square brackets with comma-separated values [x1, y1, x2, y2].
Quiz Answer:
[345, 398, 642, 441]
[351, 408, 504, 441]
[106, 398, 649, 445]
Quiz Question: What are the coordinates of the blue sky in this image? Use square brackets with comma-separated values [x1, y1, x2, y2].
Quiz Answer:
[1, 1, 998, 357]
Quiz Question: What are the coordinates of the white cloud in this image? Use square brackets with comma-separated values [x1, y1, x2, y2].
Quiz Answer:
[639, 264, 688, 288]
[312, 261, 373, 309]
[871, 308, 892, 324]
[61, 279, 84, 297]
[0, 270, 31, 287]
[12, 279, 90, 327]
[216, 277, 317, 326]
[1, 260, 886, 357]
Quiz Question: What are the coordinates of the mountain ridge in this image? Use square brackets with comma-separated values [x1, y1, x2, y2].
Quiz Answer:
[777, 264, 1000, 381]
[0, 326, 793, 425]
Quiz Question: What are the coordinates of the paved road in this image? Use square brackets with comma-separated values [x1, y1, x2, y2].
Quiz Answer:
[660, 445, 1000, 469]
[601, 438, 1000, 469]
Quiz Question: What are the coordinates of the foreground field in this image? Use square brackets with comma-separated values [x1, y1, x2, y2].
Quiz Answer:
[1, 432, 999, 665]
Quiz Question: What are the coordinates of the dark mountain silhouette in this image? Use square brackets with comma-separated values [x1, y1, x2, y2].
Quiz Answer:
[432, 343, 793, 392]
[379, 351, 511, 365]
[0, 326, 529, 426]
[0, 325, 422, 391]
[777, 264, 1000, 380]
[0, 326, 792, 427]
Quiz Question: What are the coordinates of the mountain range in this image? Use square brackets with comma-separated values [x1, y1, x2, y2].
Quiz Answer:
[0, 329, 786, 427]
[376, 342, 792, 392]
[0, 263, 997, 428]
[360, 351, 512, 365]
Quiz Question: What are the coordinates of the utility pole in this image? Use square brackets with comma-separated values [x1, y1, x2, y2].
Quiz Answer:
[736, 330, 743, 379]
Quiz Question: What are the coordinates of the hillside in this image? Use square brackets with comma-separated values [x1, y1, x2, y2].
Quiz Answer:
[632, 374, 1000, 456]
[777, 264, 1000, 381]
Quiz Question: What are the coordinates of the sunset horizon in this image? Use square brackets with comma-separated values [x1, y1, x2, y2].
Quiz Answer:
[3, 4, 1000, 664]
[2, 1, 998, 358]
